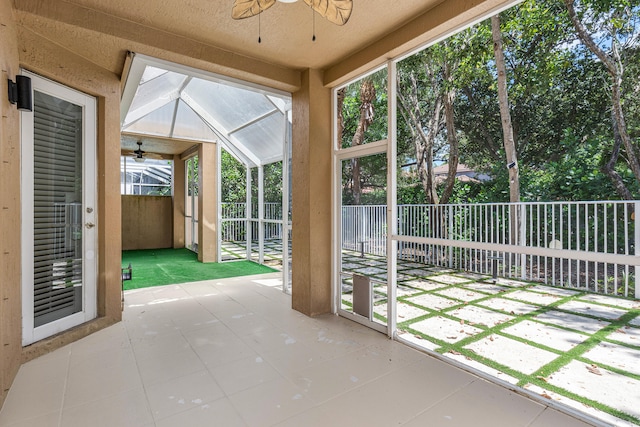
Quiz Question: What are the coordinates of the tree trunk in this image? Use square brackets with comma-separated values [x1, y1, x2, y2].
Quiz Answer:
[337, 88, 345, 146]
[603, 110, 634, 200]
[350, 80, 376, 204]
[491, 15, 520, 204]
[439, 60, 459, 205]
[397, 73, 442, 204]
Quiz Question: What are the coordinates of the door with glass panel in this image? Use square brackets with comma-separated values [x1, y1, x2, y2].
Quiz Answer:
[338, 152, 388, 333]
[21, 72, 97, 345]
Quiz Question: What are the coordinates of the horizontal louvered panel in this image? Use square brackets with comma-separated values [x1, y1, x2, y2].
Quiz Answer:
[32, 91, 84, 325]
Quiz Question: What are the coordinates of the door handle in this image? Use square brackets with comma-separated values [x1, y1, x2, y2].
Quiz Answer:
[85, 222, 95, 229]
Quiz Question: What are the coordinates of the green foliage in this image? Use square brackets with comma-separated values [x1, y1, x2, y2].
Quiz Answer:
[221, 150, 246, 203]
[342, 153, 387, 205]
[340, 68, 389, 149]
[400, 0, 638, 203]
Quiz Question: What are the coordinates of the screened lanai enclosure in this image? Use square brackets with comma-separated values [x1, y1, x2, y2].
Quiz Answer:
[119, 53, 292, 291]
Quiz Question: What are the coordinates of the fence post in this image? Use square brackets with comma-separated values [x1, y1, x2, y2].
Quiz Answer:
[520, 203, 526, 280]
[635, 201, 640, 299]
[448, 205, 453, 268]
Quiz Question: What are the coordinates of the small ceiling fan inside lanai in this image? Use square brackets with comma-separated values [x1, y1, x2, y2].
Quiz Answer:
[232, 0, 353, 26]
[122, 141, 163, 163]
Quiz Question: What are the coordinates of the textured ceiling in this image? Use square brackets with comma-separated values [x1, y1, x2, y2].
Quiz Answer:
[17, 0, 444, 71]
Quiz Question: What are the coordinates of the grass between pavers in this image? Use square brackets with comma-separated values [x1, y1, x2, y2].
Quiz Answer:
[392, 277, 640, 425]
[338, 258, 640, 425]
[221, 241, 285, 263]
[121, 248, 277, 290]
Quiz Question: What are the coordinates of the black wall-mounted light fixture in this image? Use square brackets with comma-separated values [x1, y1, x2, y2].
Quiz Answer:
[7, 75, 33, 112]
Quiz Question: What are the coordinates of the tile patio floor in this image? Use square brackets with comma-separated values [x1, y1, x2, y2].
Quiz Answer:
[0, 273, 603, 427]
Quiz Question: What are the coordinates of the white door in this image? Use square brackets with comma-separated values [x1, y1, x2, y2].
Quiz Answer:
[336, 152, 389, 334]
[21, 71, 97, 345]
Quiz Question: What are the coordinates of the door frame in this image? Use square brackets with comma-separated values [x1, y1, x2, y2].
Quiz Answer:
[334, 146, 389, 334]
[332, 62, 398, 337]
[20, 71, 98, 346]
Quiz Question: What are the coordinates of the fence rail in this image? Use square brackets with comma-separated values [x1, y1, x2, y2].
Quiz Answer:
[221, 201, 639, 298]
[344, 202, 639, 299]
[221, 203, 283, 242]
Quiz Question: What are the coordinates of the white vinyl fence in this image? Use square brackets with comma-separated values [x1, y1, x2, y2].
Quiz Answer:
[342, 202, 639, 298]
[221, 202, 283, 243]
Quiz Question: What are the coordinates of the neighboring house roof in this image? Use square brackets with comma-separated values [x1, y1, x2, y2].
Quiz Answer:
[433, 163, 491, 184]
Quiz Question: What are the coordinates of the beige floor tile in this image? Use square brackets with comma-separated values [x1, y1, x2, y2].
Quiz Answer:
[240, 325, 301, 355]
[228, 377, 314, 427]
[261, 342, 329, 375]
[289, 357, 363, 404]
[64, 350, 142, 408]
[155, 398, 247, 427]
[0, 376, 65, 425]
[403, 379, 545, 427]
[298, 328, 365, 360]
[0, 411, 61, 427]
[60, 387, 153, 427]
[530, 408, 594, 427]
[145, 370, 225, 420]
[130, 329, 192, 360]
[12, 349, 70, 387]
[192, 334, 259, 368]
[137, 348, 206, 386]
[69, 323, 131, 358]
[210, 355, 282, 396]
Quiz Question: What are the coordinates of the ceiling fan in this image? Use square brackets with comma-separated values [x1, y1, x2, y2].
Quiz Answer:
[232, 0, 353, 26]
[122, 141, 163, 163]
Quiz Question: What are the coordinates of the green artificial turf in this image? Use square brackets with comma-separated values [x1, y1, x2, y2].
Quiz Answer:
[121, 248, 277, 290]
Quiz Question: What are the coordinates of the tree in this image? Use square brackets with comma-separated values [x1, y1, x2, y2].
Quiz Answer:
[564, 0, 640, 199]
[350, 79, 376, 204]
[491, 14, 520, 203]
[338, 69, 388, 204]
[397, 37, 465, 205]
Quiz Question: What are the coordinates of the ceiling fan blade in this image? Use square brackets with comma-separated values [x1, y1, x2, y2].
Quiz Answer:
[303, 0, 353, 26]
[232, 0, 277, 20]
